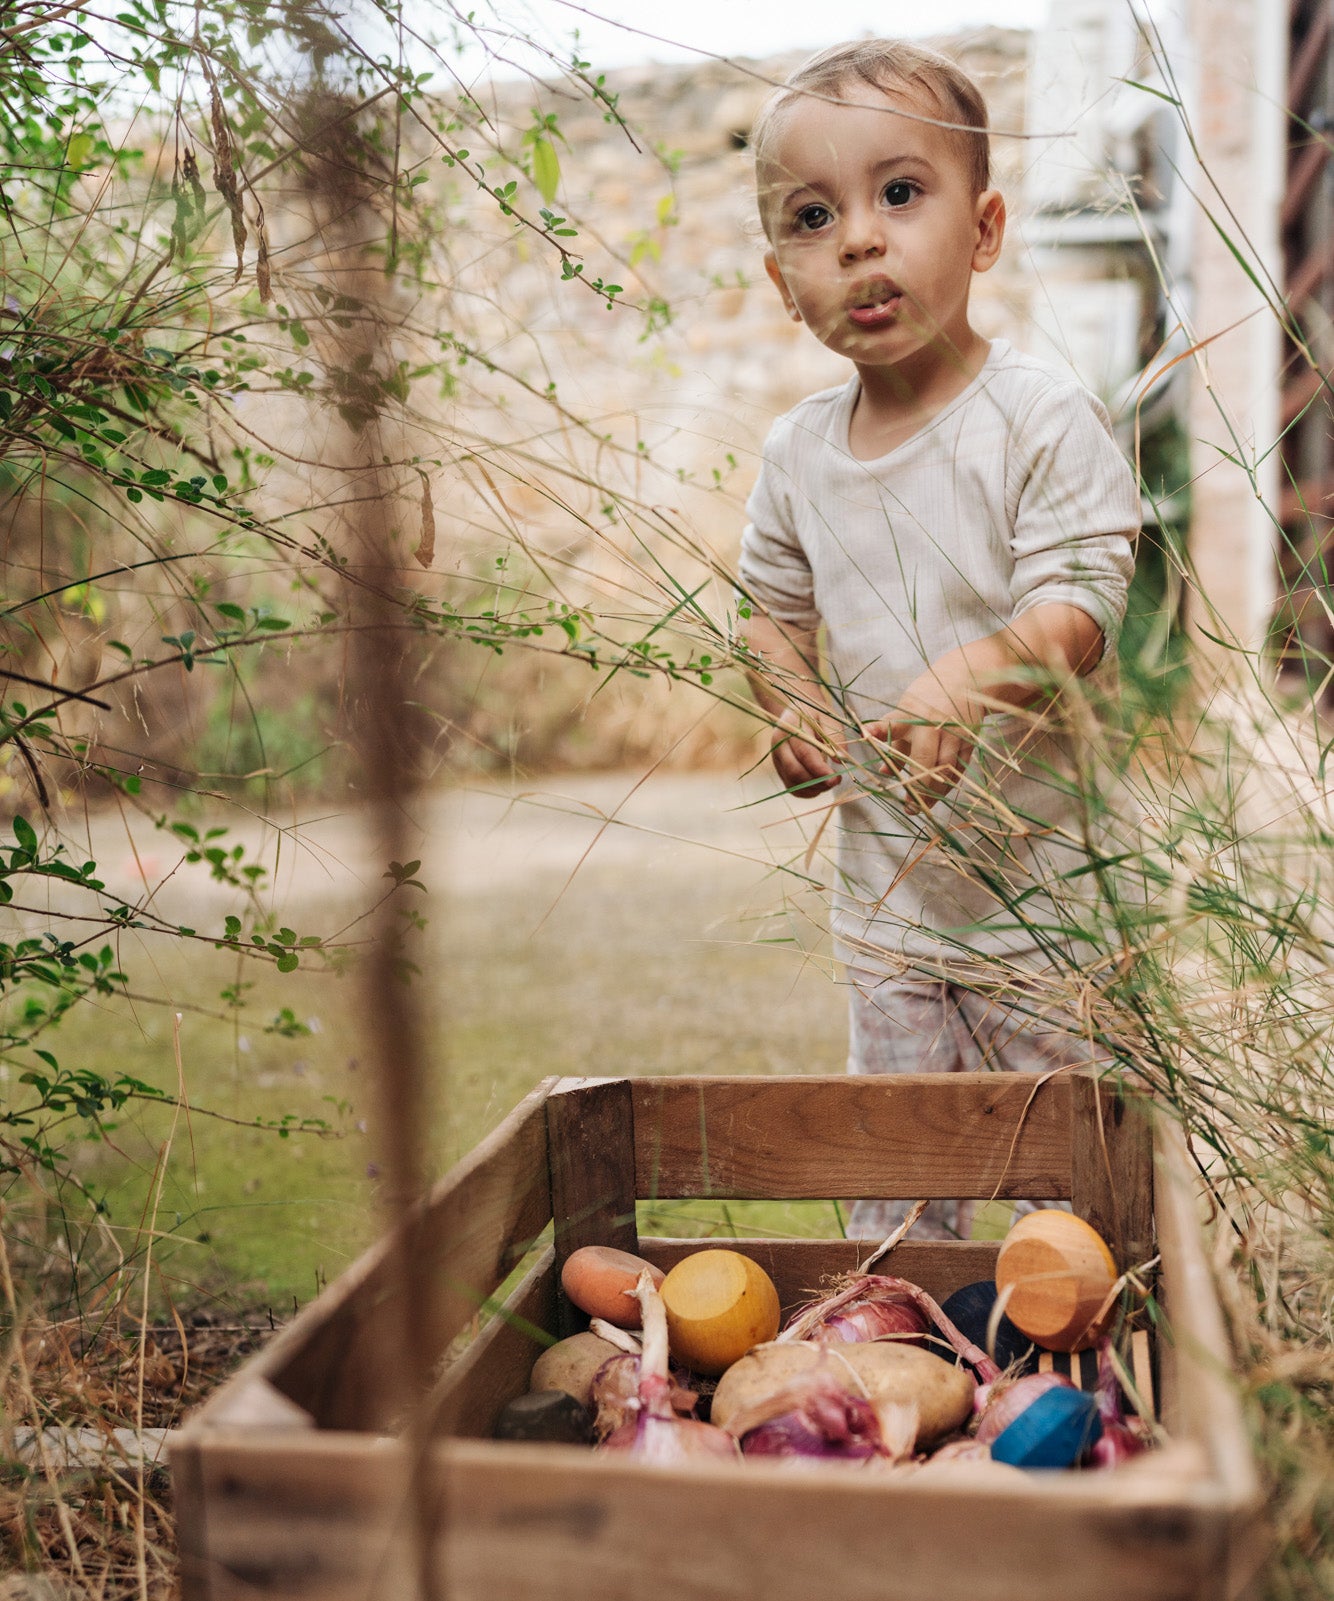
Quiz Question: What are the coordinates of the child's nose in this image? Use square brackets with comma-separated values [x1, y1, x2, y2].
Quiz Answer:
[838, 206, 886, 262]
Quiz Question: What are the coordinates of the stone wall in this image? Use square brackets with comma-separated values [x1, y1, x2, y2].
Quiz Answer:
[388, 31, 1069, 769]
[455, 30, 1035, 572]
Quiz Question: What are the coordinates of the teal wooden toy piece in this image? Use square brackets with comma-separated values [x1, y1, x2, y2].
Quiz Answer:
[989, 1385, 1102, 1470]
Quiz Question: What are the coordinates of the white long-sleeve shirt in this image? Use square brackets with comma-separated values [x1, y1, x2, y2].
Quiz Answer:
[739, 338, 1140, 977]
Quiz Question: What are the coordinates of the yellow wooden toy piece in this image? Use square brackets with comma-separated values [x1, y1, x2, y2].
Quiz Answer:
[995, 1210, 1118, 1353]
[658, 1249, 781, 1376]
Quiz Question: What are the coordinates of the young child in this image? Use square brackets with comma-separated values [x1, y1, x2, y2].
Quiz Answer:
[737, 40, 1140, 1238]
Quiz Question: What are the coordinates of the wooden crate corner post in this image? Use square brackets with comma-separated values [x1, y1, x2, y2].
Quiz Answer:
[1070, 1068, 1156, 1274]
[544, 1077, 638, 1335]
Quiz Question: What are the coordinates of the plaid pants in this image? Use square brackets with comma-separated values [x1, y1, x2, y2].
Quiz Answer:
[846, 973, 1096, 1241]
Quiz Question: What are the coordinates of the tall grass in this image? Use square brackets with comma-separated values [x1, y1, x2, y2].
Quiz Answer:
[727, 69, 1334, 1597]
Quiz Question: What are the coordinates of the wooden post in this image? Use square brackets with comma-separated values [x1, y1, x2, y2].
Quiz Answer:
[545, 1078, 638, 1336]
[1069, 1071, 1155, 1276]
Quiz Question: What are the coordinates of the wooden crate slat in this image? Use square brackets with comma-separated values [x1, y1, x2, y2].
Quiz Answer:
[638, 1236, 1001, 1314]
[422, 1249, 557, 1441]
[440, 1442, 1232, 1601]
[546, 1076, 638, 1335]
[171, 1434, 409, 1601]
[1069, 1071, 1156, 1273]
[176, 1433, 1237, 1601]
[1283, 136, 1331, 231]
[232, 1079, 555, 1431]
[1152, 1122, 1265, 1595]
[1288, 0, 1332, 111]
[632, 1075, 1073, 1200]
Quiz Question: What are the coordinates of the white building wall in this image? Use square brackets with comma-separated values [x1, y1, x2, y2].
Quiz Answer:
[1183, 0, 1287, 661]
[1023, 0, 1286, 665]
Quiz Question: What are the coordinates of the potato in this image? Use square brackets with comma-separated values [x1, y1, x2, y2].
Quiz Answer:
[529, 1332, 623, 1406]
[709, 1341, 819, 1432]
[711, 1340, 975, 1450]
[839, 1344, 976, 1445]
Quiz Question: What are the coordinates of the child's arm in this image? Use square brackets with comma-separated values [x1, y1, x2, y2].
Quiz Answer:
[742, 610, 846, 796]
[864, 602, 1104, 814]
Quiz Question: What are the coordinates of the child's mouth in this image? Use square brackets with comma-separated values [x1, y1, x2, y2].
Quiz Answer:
[846, 283, 903, 328]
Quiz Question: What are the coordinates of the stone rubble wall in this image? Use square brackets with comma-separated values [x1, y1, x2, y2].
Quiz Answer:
[451, 31, 1036, 567]
[391, 31, 1048, 768]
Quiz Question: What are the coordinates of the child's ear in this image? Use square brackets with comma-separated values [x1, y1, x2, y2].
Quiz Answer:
[971, 189, 1006, 274]
[764, 250, 801, 321]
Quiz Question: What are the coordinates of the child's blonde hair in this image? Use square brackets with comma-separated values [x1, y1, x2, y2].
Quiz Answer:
[751, 39, 991, 198]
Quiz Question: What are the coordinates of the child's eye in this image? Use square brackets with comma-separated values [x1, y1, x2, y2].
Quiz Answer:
[793, 203, 832, 232]
[882, 180, 918, 207]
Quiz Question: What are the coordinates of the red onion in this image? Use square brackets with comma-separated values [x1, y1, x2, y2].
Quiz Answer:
[974, 1371, 1073, 1444]
[782, 1275, 1000, 1382]
[1086, 1340, 1148, 1469]
[739, 1384, 885, 1460]
[597, 1272, 738, 1463]
[807, 1294, 929, 1349]
[588, 1352, 698, 1442]
[716, 1355, 920, 1464]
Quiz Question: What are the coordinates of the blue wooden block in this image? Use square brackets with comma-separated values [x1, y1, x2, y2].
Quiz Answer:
[989, 1386, 1103, 1469]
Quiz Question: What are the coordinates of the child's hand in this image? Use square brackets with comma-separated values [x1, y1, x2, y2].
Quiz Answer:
[863, 609, 1105, 815]
[770, 705, 845, 796]
[864, 649, 993, 814]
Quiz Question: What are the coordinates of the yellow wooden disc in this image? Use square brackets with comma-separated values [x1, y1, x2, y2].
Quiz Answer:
[995, 1210, 1118, 1353]
[659, 1250, 780, 1377]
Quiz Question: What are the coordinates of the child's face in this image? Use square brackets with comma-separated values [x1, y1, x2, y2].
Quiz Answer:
[759, 81, 1004, 382]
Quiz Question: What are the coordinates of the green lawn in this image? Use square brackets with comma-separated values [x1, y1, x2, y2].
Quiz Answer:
[13, 775, 852, 1317]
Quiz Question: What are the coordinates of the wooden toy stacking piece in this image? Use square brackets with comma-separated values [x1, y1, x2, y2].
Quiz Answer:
[659, 1249, 781, 1376]
[995, 1210, 1118, 1353]
[989, 1386, 1102, 1470]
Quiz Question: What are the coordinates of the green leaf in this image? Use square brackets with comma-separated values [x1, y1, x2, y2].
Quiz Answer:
[66, 131, 95, 170]
[275, 952, 299, 973]
[13, 817, 37, 857]
[1118, 77, 1182, 108]
[531, 136, 560, 204]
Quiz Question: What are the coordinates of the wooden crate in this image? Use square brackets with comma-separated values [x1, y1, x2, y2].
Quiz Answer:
[171, 1073, 1264, 1601]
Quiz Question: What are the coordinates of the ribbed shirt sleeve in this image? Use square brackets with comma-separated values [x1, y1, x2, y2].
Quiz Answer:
[1006, 385, 1139, 653]
[737, 421, 822, 634]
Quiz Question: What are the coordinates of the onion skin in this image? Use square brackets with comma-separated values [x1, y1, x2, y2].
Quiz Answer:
[1087, 1422, 1144, 1468]
[1086, 1339, 1149, 1469]
[806, 1296, 929, 1348]
[974, 1371, 1074, 1444]
[601, 1411, 738, 1463]
[596, 1271, 739, 1463]
[588, 1352, 698, 1441]
[781, 1275, 999, 1383]
[740, 1385, 885, 1460]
